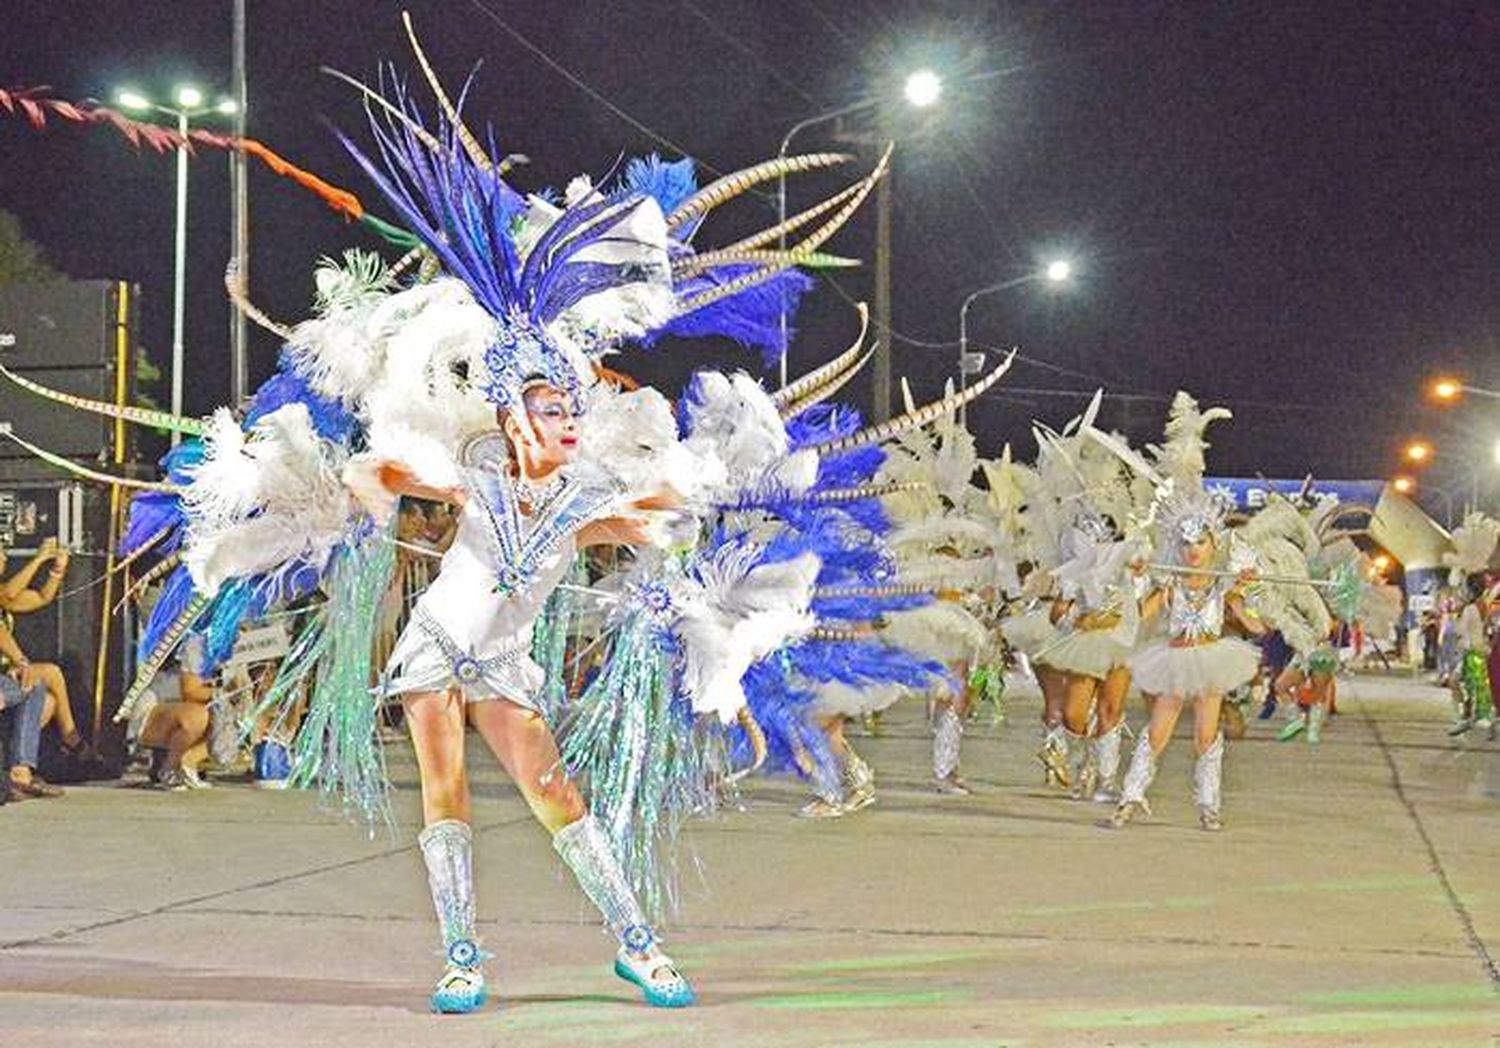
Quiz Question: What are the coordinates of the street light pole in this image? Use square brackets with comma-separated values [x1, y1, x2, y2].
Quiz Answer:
[117, 87, 236, 441]
[957, 270, 1069, 425]
[775, 71, 943, 393]
[776, 98, 881, 390]
[230, 0, 249, 407]
[171, 108, 190, 447]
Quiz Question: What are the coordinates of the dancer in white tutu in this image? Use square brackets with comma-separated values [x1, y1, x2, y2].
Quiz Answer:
[1042, 514, 1147, 801]
[1108, 488, 1263, 831]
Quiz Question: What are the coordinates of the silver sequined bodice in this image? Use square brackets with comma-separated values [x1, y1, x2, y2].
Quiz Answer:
[1166, 578, 1229, 642]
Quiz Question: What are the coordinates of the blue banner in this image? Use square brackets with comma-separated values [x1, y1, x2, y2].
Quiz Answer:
[1204, 477, 1387, 513]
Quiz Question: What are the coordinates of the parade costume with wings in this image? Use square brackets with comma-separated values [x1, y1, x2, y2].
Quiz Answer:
[876, 383, 1015, 791]
[2, 22, 1021, 1012]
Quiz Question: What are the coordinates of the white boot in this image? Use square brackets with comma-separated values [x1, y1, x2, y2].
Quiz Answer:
[553, 815, 696, 1008]
[1037, 725, 1071, 790]
[1091, 723, 1124, 802]
[1107, 733, 1157, 828]
[419, 820, 489, 1014]
[1194, 734, 1225, 831]
[932, 704, 969, 794]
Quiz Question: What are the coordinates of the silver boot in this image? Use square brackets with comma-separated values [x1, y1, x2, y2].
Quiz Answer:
[1091, 723, 1124, 803]
[418, 820, 488, 1013]
[842, 743, 877, 810]
[1193, 733, 1225, 831]
[932, 704, 969, 794]
[1066, 728, 1095, 800]
[1037, 724, 1071, 790]
[1107, 732, 1157, 828]
[552, 815, 696, 1007]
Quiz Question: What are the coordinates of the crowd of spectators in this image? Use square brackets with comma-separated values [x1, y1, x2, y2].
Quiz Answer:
[1, 498, 459, 805]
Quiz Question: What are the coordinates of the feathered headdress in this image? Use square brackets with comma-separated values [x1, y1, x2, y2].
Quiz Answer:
[1145, 391, 1235, 552]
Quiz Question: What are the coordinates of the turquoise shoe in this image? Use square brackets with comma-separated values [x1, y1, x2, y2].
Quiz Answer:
[429, 939, 488, 1014]
[614, 942, 696, 1008]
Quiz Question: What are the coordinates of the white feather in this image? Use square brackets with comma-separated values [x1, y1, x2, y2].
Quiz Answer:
[671, 548, 821, 723]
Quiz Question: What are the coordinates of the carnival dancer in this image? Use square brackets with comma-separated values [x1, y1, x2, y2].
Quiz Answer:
[1041, 514, 1145, 801]
[1440, 515, 1500, 737]
[876, 402, 1016, 795]
[1274, 641, 1339, 744]
[1009, 397, 1152, 795]
[367, 382, 701, 1012]
[1101, 394, 1264, 832]
[1107, 491, 1264, 831]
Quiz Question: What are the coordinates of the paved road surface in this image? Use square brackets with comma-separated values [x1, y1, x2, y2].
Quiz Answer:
[4, 675, 1497, 1047]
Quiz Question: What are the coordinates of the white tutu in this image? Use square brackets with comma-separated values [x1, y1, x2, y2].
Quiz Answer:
[1035, 627, 1133, 679]
[1001, 607, 1057, 657]
[810, 681, 910, 718]
[1129, 637, 1261, 697]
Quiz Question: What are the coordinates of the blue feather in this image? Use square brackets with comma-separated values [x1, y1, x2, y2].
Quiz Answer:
[814, 446, 885, 490]
[617, 154, 697, 214]
[137, 564, 203, 663]
[246, 353, 359, 444]
[785, 402, 863, 450]
[645, 265, 814, 368]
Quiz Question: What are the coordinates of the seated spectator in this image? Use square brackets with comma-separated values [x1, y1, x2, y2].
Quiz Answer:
[127, 637, 215, 790]
[0, 538, 96, 761]
[0, 620, 64, 801]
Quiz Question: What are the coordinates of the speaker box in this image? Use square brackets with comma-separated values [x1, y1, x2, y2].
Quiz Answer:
[1, 479, 130, 778]
[0, 280, 134, 369]
[0, 279, 139, 462]
[0, 367, 130, 459]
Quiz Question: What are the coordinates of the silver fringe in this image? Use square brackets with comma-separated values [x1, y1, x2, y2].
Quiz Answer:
[418, 819, 478, 956]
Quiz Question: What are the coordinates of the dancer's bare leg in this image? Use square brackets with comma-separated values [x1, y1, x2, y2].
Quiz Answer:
[1036, 666, 1072, 789]
[468, 695, 693, 1006]
[403, 688, 485, 1012]
[466, 698, 584, 833]
[404, 689, 471, 825]
[1062, 673, 1098, 796]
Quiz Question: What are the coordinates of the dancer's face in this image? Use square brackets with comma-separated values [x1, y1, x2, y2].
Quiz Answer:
[1183, 532, 1216, 568]
[506, 385, 581, 474]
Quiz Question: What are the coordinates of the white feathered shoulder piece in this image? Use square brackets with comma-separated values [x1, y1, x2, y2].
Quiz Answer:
[679, 371, 801, 497]
[1233, 499, 1329, 654]
[182, 403, 353, 594]
[285, 250, 394, 407]
[580, 384, 726, 504]
[1443, 512, 1500, 585]
[668, 546, 821, 723]
[357, 278, 505, 488]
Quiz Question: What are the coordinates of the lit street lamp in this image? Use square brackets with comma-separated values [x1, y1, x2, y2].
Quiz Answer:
[957, 261, 1075, 423]
[1431, 377, 1500, 403]
[116, 85, 236, 445]
[1404, 440, 1433, 464]
[775, 69, 944, 391]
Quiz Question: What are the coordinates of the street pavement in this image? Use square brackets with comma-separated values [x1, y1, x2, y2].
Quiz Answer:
[3, 673, 1498, 1047]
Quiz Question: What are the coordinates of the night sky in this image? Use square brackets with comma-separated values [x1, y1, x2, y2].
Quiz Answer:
[2, 1, 1496, 502]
